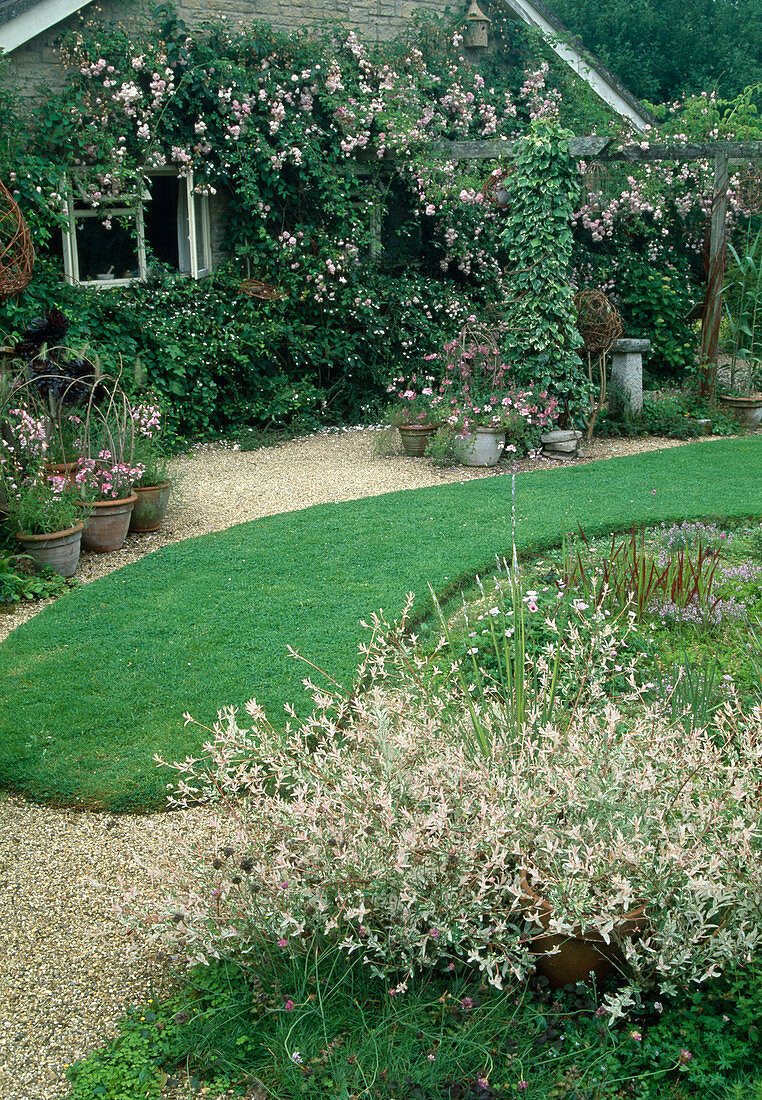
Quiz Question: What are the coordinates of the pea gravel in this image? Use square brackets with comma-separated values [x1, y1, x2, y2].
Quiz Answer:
[0, 426, 694, 1100]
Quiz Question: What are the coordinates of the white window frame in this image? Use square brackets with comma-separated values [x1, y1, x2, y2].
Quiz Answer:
[62, 170, 211, 286]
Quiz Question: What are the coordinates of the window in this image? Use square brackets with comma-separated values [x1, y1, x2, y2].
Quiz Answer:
[62, 170, 211, 286]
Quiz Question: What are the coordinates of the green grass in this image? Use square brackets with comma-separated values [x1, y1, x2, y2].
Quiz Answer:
[1, 437, 761, 811]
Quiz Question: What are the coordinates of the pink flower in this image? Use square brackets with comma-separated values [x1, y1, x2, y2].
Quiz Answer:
[284, 999, 295, 1011]
[679, 1049, 692, 1065]
[278, 938, 288, 948]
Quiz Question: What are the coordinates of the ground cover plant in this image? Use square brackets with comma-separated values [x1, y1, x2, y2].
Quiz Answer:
[64, 950, 762, 1099]
[0, 437, 760, 811]
[443, 519, 762, 722]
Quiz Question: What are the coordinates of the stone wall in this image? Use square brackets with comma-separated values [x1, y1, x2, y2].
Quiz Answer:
[177, 0, 451, 40]
[7, 0, 459, 94]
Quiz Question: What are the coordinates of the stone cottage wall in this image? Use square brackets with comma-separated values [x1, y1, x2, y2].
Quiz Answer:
[7, 0, 460, 94]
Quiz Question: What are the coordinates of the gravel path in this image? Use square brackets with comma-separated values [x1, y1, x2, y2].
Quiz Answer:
[0, 426, 702, 1100]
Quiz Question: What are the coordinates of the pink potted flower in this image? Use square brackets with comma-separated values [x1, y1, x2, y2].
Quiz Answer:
[76, 450, 144, 552]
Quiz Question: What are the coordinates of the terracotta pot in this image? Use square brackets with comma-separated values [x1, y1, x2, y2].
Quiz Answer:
[398, 423, 439, 457]
[129, 482, 171, 533]
[45, 459, 81, 486]
[81, 494, 137, 553]
[718, 394, 762, 430]
[16, 522, 84, 578]
[521, 876, 647, 990]
[453, 427, 506, 467]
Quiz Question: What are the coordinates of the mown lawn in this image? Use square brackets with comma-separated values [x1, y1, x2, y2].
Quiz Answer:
[1, 437, 760, 810]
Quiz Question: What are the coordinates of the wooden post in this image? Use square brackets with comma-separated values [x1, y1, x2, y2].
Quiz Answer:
[699, 153, 730, 395]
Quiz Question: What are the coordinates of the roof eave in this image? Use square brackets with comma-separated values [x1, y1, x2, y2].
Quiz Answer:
[0, 0, 95, 53]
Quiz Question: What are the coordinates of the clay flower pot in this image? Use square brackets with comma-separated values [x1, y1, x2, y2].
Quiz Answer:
[45, 458, 81, 486]
[129, 482, 171, 533]
[398, 423, 439, 457]
[16, 522, 84, 578]
[521, 876, 647, 990]
[81, 494, 137, 553]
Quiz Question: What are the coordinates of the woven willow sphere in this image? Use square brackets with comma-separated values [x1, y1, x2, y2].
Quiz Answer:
[574, 288, 623, 357]
[482, 167, 512, 209]
[0, 180, 35, 302]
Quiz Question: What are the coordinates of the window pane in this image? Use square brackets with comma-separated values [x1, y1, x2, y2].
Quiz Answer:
[144, 177, 180, 270]
[194, 193, 208, 272]
[75, 216, 138, 281]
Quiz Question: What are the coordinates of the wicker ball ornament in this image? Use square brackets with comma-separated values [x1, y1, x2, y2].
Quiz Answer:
[0, 179, 35, 301]
[482, 167, 512, 209]
[574, 288, 623, 357]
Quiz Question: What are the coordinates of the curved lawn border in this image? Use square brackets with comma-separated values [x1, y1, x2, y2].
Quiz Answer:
[1, 437, 760, 810]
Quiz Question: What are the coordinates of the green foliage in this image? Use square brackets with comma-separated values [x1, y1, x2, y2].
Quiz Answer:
[614, 262, 698, 383]
[66, 994, 187, 1099]
[723, 227, 762, 393]
[0, 6, 644, 438]
[0, 552, 75, 605]
[596, 390, 740, 439]
[500, 120, 589, 422]
[66, 901, 762, 1098]
[650, 648, 723, 732]
[550, 0, 762, 103]
[604, 958, 762, 1097]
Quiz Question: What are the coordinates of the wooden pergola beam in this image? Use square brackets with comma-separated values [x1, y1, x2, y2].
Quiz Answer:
[434, 138, 762, 162]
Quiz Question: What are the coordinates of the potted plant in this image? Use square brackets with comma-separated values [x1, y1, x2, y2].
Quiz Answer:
[75, 452, 143, 552]
[2, 473, 85, 578]
[428, 326, 560, 466]
[71, 376, 145, 552]
[46, 411, 84, 477]
[386, 369, 446, 456]
[128, 400, 172, 533]
[717, 384, 762, 429]
[718, 232, 762, 428]
[445, 388, 560, 468]
[12, 309, 97, 462]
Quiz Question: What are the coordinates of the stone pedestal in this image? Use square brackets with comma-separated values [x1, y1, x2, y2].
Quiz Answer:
[609, 338, 650, 416]
[540, 429, 583, 460]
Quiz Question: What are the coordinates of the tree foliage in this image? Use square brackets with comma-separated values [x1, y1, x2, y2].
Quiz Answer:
[551, 0, 762, 103]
